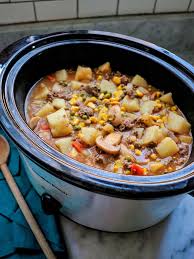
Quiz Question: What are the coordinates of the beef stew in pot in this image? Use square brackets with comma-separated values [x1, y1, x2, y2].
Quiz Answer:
[26, 62, 192, 176]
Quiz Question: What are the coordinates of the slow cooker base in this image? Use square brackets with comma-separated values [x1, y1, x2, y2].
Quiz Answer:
[20, 153, 184, 232]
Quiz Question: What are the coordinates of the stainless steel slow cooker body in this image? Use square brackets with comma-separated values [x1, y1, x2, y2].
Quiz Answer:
[0, 31, 194, 232]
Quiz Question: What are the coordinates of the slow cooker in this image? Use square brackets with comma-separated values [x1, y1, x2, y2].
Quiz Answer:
[0, 31, 194, 232]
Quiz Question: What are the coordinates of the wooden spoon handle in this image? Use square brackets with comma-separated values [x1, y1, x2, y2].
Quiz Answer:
[0, 163, 56, 259]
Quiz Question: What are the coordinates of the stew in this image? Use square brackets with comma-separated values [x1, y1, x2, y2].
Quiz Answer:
[26, 62, 192, 176]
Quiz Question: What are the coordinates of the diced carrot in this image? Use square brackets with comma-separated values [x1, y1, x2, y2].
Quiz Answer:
[129, 164, 145, 176]
[72, 140, 85, 153]
[40, 123, 50, 130]
[47, 75, 56, 82]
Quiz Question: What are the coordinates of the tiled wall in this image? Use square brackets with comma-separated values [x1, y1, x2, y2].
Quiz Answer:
[0, 0, 193, 25]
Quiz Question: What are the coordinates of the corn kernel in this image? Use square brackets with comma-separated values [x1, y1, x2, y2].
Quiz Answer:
[69, 98, 77, 105]
[97, 75, 103, 81]
[94, 108, 98, 112]
[110, 97, 119, 102]
[72, 118, 80, 125]
[79, 122, 85, 127]
[117, 85, 123, 90]
[99, 120, 105, 125]
[71, 106, 80, 112]
[112, 76, 121, 85]
[121, 106, 126, 112]
[162, 116, 167, 122]
[156, 119, 162, 123]
[103, 123, 114, 133]
[87, 102, 96, 109]
[135, 149, 142, 156]
[129, 135, 137, 142]
[102, 98, 110, 104]
[171, 106, 177, 111]
[90, 117, 98, 123]
[156, 91, 161, 97]
[110, 101, 120, 105]
[113, 90, 123, 99]
[101, 113, 108, 121]
[156, 103, 162, 108]
[113, 165, 119, 172]
[156, 99, 161, 103]
[136, 89, 144, 97]
[150, 153, 157, 160]
[129, 144, 135, 150]
[99, 93, 104, 99]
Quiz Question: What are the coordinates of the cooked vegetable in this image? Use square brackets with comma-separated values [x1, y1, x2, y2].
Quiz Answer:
[140, 101, 156, 114]
[131, 75, 147, 88]
[47, 108, 73, 137]
[98, 62, 111, 73]
[96, 135, 120, 155]
[72, 140, 85, 153]
[142, 126, 165, 145]
[55, 69, 67, 81]
[28, 62, 192, 176]
[35, 103, 55, 117]
[150, 162, 164, 173]
[75, 66, 92, 81]
[55, 137, 72, 153]
[52, 98, 66, 109]
[160, 92, 174, 105]
[34, 84, 49, 99]
[79, 127, 98, 146]
[167, 112, 191, 134]
[99, 79, 116, 94]
[122, 96, 140, 112]
[29, 116, 40, 129]
[156, 137, 179, 158]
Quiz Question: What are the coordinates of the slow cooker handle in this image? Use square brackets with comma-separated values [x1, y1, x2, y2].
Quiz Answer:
[41, 193, 62, 215]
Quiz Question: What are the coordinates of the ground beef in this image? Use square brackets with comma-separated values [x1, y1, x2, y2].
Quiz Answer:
[179, 143, 188, 156]
[78, 106, 94, 117]
[47, 91, 72, 101]
[94, 154, 109, 164]
[83, 84, 100, 97]
[121, 75, 129, 85]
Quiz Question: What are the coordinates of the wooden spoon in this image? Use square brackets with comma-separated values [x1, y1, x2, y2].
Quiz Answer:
[0, 135, 56, 259]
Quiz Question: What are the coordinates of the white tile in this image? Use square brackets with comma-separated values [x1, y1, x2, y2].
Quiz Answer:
[0, 3, 35, 24]
[79, 0, 117, 18]
[189, 0, 194, 11]
[0, 0, 9, 2]
[119, 0, 155, 15]
[155, 0, 190, 13]
[35, 0, 76, 21]
[11, 0, 31, 2]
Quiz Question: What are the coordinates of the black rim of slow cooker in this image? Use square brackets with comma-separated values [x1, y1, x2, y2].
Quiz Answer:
[0, 30, 194, 199]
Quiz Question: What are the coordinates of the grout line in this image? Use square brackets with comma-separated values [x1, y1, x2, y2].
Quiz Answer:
[77, 0, 79, 18]
[33, 1, 37, 21]
[153, 0, 158, 13]
[116, 0, 120, 16]
[187, 0, 192, 11]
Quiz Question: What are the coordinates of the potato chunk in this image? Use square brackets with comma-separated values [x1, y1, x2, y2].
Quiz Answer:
[71, 80, 86, 90]
[52, 98, 66, 109]
[131, 74, 148, 88]
[167, 112, 191, 134]
[75, 66, 92, 81]
[47, 108, 73, 137]
[122, 96, 140, 112]
[160, 92, 174, 105]
[98, 62, 111, 73]
[34, 84, 49, 99]
[156, 137, 179, 158]
[55, 137, 72, 154]
[179, 135, 192, 144]
[55, 69, 67, 81]
[150, 162, 164, 173]
[140, 101, 156, 114]
[99, 79, 116, 94]
[80, 127, 98, 146]
[35, 103, 55, 117]
[142, 126, 165, 145]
